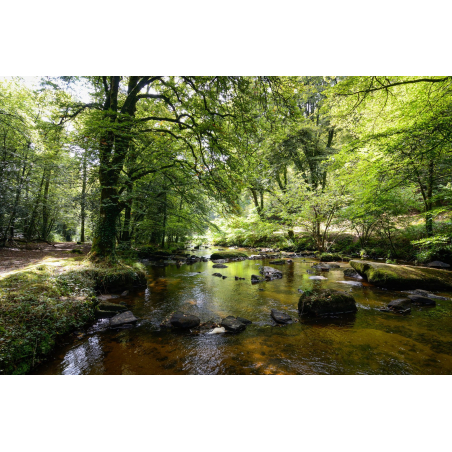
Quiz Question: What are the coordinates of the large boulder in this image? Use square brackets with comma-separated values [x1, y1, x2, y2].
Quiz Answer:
[271, 309, 293, 324]
[298, 289, 357, 316]
[221, 317, 247, 333]
[170, 312, 201, 329]
[350, 260, 452, 290]
[259, 266, 283, 281]
[110, 311, 138, 327]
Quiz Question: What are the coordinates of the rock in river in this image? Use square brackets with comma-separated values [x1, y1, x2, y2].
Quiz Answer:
[213, 264, 228, 269]
[407, 295, 436, 306]
[251, 274, 263, 283]
[259, 266, 283, 281]
[298, 289, 357, 316]
[271, 309, 293, 324]
[221, 317, 247, 333]
[170, 312, 201, 329]
[350, 260, 452, 290]
[386, 298, 412, 314]
[110, 311, 138, 327]
[343, 268, 363, 279]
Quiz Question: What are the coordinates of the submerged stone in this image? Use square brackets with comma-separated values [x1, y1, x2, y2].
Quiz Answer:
[350, 260, 452, 290]
[221, 317, 247, 333]
[110, 311, 138, 327]
[387, 298, 412, 314]
[212, 264, 228, 269]
[298, 289, 357, 316]
[407, 295, 436, 306]
[337, 281, 363, 287]
[271, 309, 293, 324]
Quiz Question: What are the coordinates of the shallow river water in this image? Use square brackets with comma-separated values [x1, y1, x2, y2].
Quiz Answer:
[36, 250, 452, 375]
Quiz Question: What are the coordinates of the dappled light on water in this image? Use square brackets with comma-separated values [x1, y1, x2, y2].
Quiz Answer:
[36, 250, 452, 375]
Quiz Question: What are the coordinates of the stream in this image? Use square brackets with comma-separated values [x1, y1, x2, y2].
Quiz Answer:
[35, 249, 452, 375]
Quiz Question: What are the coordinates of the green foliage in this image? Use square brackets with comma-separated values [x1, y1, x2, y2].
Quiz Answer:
[0, 257, 146, 374]
[411, 235, 452, 264]
[320, 253, 343, 262]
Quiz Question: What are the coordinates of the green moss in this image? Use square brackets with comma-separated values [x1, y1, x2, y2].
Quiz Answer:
[210, 251, 248, 260]
[0, 258, 146, 375]
[320, 253, 343, 262]
[298, 289, 357, 316]
[350, 260, 452, 290]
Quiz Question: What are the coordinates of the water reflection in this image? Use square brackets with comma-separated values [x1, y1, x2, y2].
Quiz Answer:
[36, 250, 452, 375]
[60, 336, 105, 375]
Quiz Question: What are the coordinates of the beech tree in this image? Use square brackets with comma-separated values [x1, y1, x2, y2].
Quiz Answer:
[55, 76, 291, 260]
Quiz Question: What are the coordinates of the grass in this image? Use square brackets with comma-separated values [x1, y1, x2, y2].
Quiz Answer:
[0, 256, 146, 375]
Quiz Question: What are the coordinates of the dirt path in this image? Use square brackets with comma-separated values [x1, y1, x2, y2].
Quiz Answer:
[0, 242, 91, 276]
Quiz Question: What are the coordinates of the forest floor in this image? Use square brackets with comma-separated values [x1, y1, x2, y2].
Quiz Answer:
[0, 242, 91, 277]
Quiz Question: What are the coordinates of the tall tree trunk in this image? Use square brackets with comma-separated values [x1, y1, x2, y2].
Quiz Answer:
[80, 150, 87, 243]
[41, 171, 51, 241]
[161, 191, 167, 249]
[425, 160, 434, 237]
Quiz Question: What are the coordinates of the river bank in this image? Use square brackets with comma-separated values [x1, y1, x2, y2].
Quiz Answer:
[0, 243, 146, 374]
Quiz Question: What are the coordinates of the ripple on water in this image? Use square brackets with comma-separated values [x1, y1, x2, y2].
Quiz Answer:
[35, 250, 452, 375]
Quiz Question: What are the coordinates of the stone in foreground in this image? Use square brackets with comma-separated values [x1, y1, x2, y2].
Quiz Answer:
[110, 311, 138, 327]
[221, 317, 247, 333]
[350, 260, 452, 290]
[271, 309, 293, 324]
[298, 289, 357, 316]
[170, 312, 201, 329]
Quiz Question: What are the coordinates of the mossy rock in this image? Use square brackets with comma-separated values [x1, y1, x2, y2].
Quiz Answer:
[298, 289, 357, 316]
[320, 253, 343, 262]
[350, 260, 452, 290]
[78, 267, 147, 293]
[210, 251, 248, 260]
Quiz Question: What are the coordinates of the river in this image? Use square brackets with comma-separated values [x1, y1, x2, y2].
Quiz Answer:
[35, 249, 452, 375]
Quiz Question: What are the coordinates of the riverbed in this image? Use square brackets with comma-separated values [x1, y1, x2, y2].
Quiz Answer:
[35, 249, 452, 375]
